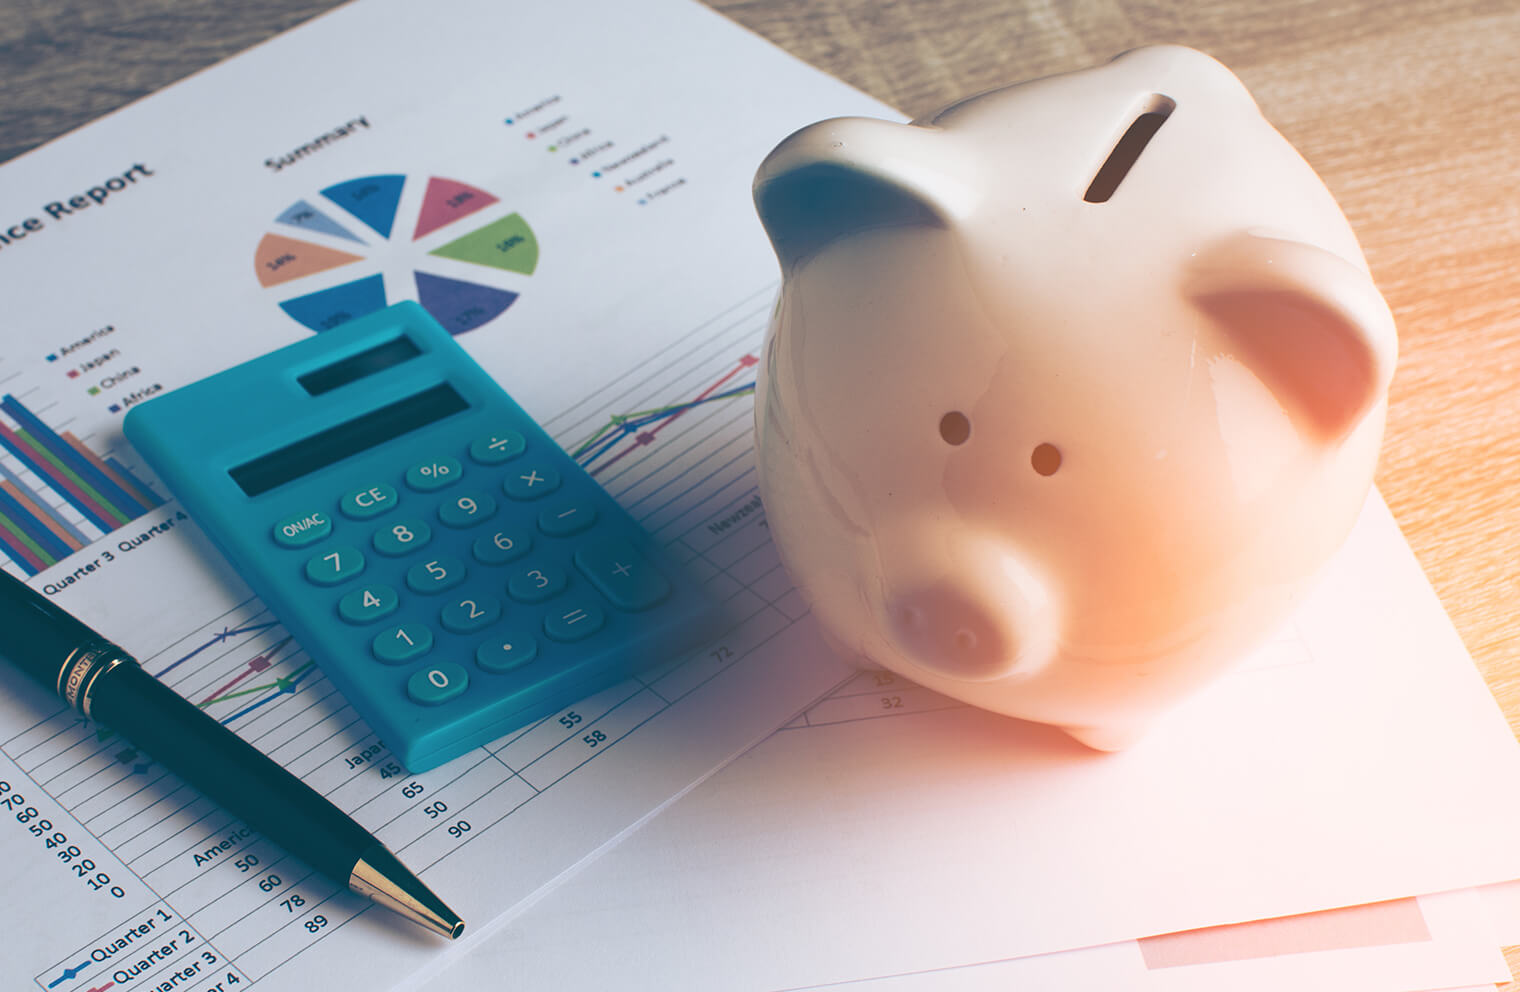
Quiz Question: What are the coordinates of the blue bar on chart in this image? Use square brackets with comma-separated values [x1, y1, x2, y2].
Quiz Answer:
[0, 394, 164, 575]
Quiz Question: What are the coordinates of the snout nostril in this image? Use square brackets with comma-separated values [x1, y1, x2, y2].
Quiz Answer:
[888, 583, 1022, 681]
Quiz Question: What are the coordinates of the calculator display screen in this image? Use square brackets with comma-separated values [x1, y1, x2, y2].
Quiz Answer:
[297, 335, 422, 396]
[228, 383, 469, 497]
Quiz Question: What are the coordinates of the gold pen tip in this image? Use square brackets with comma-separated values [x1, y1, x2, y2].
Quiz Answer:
[349, 844, 465, 939]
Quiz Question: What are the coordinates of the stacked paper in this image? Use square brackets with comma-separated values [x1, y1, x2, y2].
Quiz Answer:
[413, 492, 1520, 992]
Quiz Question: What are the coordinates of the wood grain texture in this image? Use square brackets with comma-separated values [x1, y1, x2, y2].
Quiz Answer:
[3, 0, 1518, 983]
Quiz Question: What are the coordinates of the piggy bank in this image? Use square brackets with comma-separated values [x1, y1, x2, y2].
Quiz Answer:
[751, 45, 1397, 750]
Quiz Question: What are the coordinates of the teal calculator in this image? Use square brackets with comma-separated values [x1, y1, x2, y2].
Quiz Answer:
[123, 303, 721, 772]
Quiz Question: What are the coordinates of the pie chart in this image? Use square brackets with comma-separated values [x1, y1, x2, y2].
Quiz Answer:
[254, 174, 538, 335]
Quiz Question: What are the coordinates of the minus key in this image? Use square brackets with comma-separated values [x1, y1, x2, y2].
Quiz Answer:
[538, 501, 597, 537]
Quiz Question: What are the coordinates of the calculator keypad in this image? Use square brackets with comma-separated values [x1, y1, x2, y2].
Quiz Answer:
[283, 431, 680, 749]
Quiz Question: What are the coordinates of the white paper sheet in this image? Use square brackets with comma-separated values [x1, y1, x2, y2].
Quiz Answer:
[0, 0, 901, 988]
[417, 493, 1520, 991]
[776, 891, 1512, 992]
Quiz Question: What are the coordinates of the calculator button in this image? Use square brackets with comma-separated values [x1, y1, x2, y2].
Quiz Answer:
[338, 584, 399, 624]
[573, 538, 671, 611]
[407, 556, 467, 594]
[407, 664, 469, 706]
[405, 457, 462, 492]
[340, 483, 399, 519]
[544, 601, 605, 642]
[438, 491, 497, 528]
[372, 623, 433, 664]
[373, 518, 432, 556]
[502, 464, 560, 500]
[473, 528, 532, 565]
[537, 502, 597, 537]
[440, 592, 502, 634]
[506, 563, 567, 603]
[476, 628, 539, 673]
[273, 510, 331, 548]
[305, 546, 365, 586]
[469, 431, 526, 464]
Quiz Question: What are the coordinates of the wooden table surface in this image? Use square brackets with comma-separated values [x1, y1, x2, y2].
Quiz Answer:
[4, 0, 1517, 983]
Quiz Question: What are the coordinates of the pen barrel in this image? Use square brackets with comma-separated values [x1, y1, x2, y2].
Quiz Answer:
[0, 571, 112, 691]
[88, 660, 373, 882]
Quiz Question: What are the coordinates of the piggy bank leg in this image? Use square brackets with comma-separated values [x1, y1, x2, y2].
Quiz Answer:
[1062, 722, 1148, 752]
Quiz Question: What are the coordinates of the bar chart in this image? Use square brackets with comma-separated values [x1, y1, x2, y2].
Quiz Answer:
[0, 393, 164, 575]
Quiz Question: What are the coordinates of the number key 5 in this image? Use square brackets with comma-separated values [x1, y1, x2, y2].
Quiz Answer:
[407, 557, 467, 594]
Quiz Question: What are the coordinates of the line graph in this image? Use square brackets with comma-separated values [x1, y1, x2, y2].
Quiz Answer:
[152, 620, 280, 679]
[571, 355, 757, 476]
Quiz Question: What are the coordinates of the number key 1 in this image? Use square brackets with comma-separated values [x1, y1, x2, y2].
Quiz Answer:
[373, 623, 433, 664]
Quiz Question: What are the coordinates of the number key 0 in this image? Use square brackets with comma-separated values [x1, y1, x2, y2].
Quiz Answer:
[407, 663, 469, 705]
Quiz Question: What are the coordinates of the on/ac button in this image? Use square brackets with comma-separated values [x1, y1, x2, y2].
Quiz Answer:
[272, 509, 331, 548]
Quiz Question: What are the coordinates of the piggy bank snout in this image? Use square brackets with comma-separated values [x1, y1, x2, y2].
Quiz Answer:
[881, 547, 1057, 684]
[889, 583, 1018, 681]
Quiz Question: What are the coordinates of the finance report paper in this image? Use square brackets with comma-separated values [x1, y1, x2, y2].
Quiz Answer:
[0, 0, 898, 988]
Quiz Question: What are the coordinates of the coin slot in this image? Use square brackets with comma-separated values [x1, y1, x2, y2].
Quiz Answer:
[1083, 95, 1175, 204]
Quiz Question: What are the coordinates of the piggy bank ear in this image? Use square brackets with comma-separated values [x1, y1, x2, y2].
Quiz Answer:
[753, 118, 971, 270]
[1187, 233, 1398, 441]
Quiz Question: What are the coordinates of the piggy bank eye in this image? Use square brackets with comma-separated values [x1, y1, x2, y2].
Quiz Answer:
[939, 412, 971, 445]
[1031, 443, 1062, 476]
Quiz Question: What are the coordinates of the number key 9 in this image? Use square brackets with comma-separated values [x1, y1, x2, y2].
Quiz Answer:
[439, 492, 496, 528]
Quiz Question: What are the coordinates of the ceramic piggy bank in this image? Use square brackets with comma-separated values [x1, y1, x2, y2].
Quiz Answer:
[751, 45, 1397, 750]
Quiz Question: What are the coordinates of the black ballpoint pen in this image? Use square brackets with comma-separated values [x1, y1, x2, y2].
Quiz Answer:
[0, 570, 464, 939]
